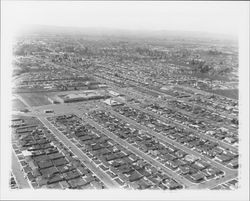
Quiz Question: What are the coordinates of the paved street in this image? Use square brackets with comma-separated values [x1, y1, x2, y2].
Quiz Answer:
[97, 74, 237, 120]
[13, 95, 238, 190]
[112, 86, 238, 133]
[111, 97, 237, 152]
[98, 104, 238, 189]
[7, 23, 242, 193]
[11, 151, 31, 189]
[77, 112, 197, 189]
[38, 116, 120, 189]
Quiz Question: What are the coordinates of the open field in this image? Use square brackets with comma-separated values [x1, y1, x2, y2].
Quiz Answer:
[19, 93, 51, 107]
[12, 99, 27, 111]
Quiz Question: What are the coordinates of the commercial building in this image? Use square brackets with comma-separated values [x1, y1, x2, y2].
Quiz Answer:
[108, 90, 120, 96]
[51, 90, 109, 103]
[103, 98, 123, 106]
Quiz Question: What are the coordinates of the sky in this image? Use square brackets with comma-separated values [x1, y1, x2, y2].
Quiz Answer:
[2, 1, 249, 37]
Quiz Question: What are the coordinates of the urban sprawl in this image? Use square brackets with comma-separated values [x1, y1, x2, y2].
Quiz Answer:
[11, 29, 238, 190]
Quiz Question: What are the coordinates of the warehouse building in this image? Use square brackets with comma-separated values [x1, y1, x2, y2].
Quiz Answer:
[52, 90, 109, 103]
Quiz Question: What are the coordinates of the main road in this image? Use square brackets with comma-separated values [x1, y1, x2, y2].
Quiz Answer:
[13, 95, 121, 188]
[111, 85, 238, 134]
[94, 73, 236, 120]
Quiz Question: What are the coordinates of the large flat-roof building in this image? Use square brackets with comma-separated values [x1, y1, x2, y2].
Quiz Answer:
[52, 90, 109, 103]
[103, 98, 123, 106]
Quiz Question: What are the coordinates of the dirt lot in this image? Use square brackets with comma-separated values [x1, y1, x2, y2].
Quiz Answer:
[12, 99, 27, 111]
[19, 93, 51, 107]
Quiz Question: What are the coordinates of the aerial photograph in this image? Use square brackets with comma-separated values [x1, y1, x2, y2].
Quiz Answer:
[1, 1, 249, 201]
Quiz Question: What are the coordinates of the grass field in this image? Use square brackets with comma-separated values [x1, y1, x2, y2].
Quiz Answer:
[19, 93, 51, 107]
[12, 99, 27, 111]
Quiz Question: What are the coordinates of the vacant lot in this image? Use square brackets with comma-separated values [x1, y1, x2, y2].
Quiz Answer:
[19, 93, 51, 107]
[12, 98, 27, 111]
